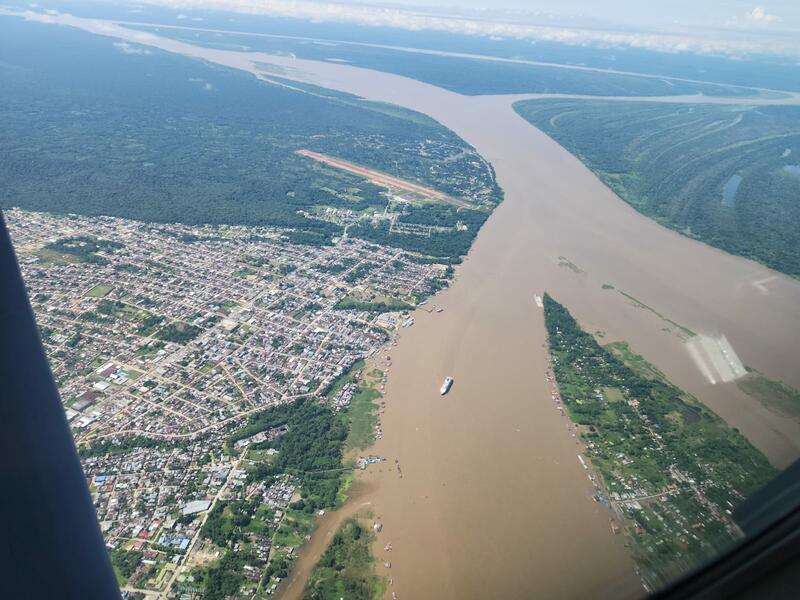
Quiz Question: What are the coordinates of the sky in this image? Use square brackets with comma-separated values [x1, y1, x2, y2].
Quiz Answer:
[364, 1, 800, 31]
[18, 1, 800, 57]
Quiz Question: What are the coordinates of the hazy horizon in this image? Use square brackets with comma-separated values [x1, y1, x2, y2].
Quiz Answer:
[24, 0, 800, 58]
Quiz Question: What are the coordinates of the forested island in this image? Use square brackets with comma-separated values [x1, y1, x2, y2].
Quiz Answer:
[515, 100, 800, 276]
[543, 293, 776, 591]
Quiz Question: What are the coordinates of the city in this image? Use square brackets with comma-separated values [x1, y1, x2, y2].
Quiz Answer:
[6, 208, 449, 598]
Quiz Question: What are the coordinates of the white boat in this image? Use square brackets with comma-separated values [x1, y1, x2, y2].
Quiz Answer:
[440, 376, 453, 395]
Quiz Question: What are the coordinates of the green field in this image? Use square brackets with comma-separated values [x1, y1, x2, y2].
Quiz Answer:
[33, 248, 81, 265]
[515, 100, 800, 276]
[35, 236, 124, 266]
[85, 283, 114, 298]
[343, 387, 382, 453]
[323, 360, 383, 454]
[738, 372, 800, 422]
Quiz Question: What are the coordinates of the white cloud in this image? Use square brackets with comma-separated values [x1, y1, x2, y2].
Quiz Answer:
[113, 41, 152, 55]
[176, 11, 204, 21]
[4, 2, 797, 58]
[188, 77, 215, 90]
[747, 7, 777, 24]
[119, 0, 799, 57]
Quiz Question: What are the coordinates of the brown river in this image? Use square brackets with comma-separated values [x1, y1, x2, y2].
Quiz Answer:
[16, 11, 800, 599]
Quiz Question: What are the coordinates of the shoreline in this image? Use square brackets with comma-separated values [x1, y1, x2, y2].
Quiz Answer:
[276, 477, 380, 600]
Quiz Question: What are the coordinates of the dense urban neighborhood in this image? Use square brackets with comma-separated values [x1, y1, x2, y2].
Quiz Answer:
[7, 208, 448, 598]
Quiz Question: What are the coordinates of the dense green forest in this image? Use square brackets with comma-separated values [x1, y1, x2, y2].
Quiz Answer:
[515, 100, 800, 275]
[543, 293, 776, 589]
[0, 17, 500, 260]
[228, 398, 349, 509]
[131, 26, 757, 98]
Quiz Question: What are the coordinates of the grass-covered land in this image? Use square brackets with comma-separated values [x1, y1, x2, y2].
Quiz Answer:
[303, 519, 385, 600]
[543, 293, 776, 591]
[1, 16, 500, 262]
[515, 100, 800, 276]
[342, 366, 385, 454]
[85, 283, 114, 298]
[37, 236, 124, 266]
[343, 387, 383, 454]
[190, 487, 319, 598]
[322, 359, 383, 454]
[738, 372, 800, 422]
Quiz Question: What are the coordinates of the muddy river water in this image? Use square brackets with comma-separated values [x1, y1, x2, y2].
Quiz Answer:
[18, 11, 800, 599]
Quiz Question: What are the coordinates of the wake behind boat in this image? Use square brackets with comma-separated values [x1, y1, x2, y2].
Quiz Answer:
[440, 376, 454, 395]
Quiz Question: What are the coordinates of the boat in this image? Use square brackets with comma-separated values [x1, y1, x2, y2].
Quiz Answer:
[440, 376, 453, 395]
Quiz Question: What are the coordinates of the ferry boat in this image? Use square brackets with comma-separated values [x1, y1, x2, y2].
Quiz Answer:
[440, 376, 454, 395]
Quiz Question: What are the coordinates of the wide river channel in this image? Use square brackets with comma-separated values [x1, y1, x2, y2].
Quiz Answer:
[21, 12, 800, 599]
